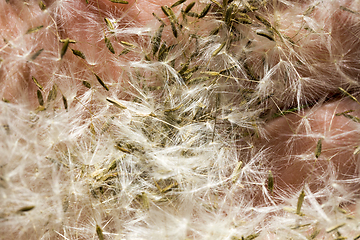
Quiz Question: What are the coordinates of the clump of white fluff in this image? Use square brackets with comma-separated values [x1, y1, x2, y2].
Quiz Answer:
[1, 0, 360, 239]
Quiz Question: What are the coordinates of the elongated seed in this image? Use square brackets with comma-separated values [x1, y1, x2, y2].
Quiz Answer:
[326, 223, 346, 233]
[32, 76, 44, 91]
[231, 161, 242, 183]
[108, 0, 128, 3]
[104, 17, 114, 30]
[29, 48, 44, 61]
[212, 42, 226, 56]
[62, 94, 68, 111]
[94, 74, 109, 91]
[315, 138, 322, 159]
[37, 90, 44, 106]
[198, 3, 211, 18]
[152, 24, 165, 55]
[71, 48, 86, 59]
[152, 13, 166, 25]
[338, 87, 360, 104]
[26, 25, 43, 34]
[296, 190, 305, 215]
[82, 81, 91, 88]
[267, 170, 274, 193]
[60, 38, 70, 59]
[17, 206, 35, 212]
[39, 1, 46, 10]
[105, 35, 115, 54]
[60, 39, 76, 43]
[96, 225, 104, 240]
[171, 0, 186, 8]
[256, 15, 271, 27]
[210, 0, 222, 8]
[340, 5, 360, 15]
[224, 3, 234, 25]
[256, 30, 275, 41]
[186, 12, 198, 17]
[47, 84, 58, 103]
[106, 98, 127, 109]
[184, 2, 195, 13]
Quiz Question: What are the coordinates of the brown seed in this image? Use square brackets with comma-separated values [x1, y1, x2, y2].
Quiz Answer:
[171, 0, 186, 8]
[106, 98, 127, 109]
[104, 17, 114, 30]
[152, 24, 165, 56]
[108, 0, 128, 3]
[296, 190, 305, 215]
[267, 170, 274, 193]
[94, 74, 109, 91]
[37, 90, 44, 106]
[315, 138, 322, 159]
[39, 1, 46, 10]
[198, 3, 211, 18]
[105, 36, 115, 54]
[32, 76, 44, 91]
[184, 2, 195, 13]
[29, 48, 44, 61]
[17, 206, 35, 212]
[60, 38, 70, 59]
[82, 81, 91, 89]
[71, 48, 86, 59]
[26, 25, 44, 34]
[47, 84, 58, 103]
[62, 94, 68, 111]
[96, 225, 104, 240]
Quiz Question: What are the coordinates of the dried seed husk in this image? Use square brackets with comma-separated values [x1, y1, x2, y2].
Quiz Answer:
[71, 48, 86, 59]
[105, 35, 115, 54]
[94, 74, 109, 91]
